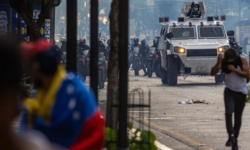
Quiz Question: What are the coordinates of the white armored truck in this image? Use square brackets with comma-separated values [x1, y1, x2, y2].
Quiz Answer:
[158, 1, 230, 86]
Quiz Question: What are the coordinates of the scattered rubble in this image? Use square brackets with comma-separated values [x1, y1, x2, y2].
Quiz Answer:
[179, 99, 210, 104]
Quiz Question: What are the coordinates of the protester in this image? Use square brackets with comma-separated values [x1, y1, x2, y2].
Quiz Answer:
[20, 40, 104, 150]
[211, 49, 249, 150]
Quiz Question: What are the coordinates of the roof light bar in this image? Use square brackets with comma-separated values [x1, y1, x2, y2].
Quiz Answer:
[164, 17, 169, 22]
[207, 16, 214, 22]
[178, 17, 184, 22]
[159, 17, 164, 23]
[214, 16, 219, 21]
[221, 15, 226, 21]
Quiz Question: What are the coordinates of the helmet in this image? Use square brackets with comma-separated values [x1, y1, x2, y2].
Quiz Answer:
[98, 38, 104, 47]
[133, 38, 139, 45]
[153, 38, 158, 46]
[80, 38, 86, 45]
[141, 39, 146, 46]
[107, 39, 110, 46]
[191, 1, 200, 10]
[61, 38, 66, 45]
[60, 37, 66, 42]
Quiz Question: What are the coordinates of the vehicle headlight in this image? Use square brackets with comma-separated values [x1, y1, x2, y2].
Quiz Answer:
[174, 47, 185, 53]
[218, 46, 229, 52]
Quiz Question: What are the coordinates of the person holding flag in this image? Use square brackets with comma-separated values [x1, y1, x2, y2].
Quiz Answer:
[20, 40, 104, 150]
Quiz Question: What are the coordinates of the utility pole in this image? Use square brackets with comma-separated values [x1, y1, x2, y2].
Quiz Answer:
[66, 0, 77, 72]
[216, 0, 218, 16]
[238, 0, 241, 44]
[117, 0, 129, 148]
[49, 0, 61, 42]
[90, 0, 99, 100]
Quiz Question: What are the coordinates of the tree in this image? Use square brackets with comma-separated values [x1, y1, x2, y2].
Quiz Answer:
[9, 0, 49, 41]
[106, 0, 119, 130]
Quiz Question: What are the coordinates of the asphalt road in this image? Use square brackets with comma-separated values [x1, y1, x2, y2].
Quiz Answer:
[97, 70, 250, 150]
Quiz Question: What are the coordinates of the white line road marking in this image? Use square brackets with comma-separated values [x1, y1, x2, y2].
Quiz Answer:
[155, 141, 173, 150]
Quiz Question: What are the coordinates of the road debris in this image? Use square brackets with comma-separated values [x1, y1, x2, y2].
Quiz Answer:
[179, 99, 210, 104]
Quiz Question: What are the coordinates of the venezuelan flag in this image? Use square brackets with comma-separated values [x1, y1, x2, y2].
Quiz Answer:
[20, 65, 104, 150]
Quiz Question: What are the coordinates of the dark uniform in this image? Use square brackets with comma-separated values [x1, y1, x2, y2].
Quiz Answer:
[60, 40, 67, 65]
[77, 39, 90, 78]
[129, 38, 140, 70]
[139, 39, 148, 76]
[98, 38, 107, 60]
[77, 39, 90, 55]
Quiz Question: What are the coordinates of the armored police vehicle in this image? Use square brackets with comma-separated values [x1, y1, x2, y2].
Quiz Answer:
[158, 1, 230, 86]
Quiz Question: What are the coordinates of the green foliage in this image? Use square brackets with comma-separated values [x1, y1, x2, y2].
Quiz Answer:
[105, 122, 157, 150]
[105, 127, 117, 150]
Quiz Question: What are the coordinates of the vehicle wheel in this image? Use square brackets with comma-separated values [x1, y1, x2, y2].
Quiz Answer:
[161, 68, 168, 84]
[167, 55, 178, 86]
[148, 70, 152, 78]
[156, 63, 161, 78]
[99, 70, 105, 89]
[147, 62, 153, 78]
[215, 73, 224, 84]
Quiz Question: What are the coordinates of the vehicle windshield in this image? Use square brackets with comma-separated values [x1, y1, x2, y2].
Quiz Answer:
[170, 26, 196, 39]
[199, 26, 225, 38]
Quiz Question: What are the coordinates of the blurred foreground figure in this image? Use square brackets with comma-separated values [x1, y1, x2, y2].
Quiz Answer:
[20, 40, 104, 150]
[0, 38, 23, 149]
[0, 39, 52, 150]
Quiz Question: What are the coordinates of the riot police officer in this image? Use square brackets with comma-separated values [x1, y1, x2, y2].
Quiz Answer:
[98, 38, 107, 60]
[78, 38, 90, 52]
[60, 39, 67, 64]
[187, 1, 202, 18]
[133, 37, 139, 47]
[77, 39, 89, 78]
[139, 39, 148, 76]
[60, 38, 66, 53]
[128, 38, 140, 70]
